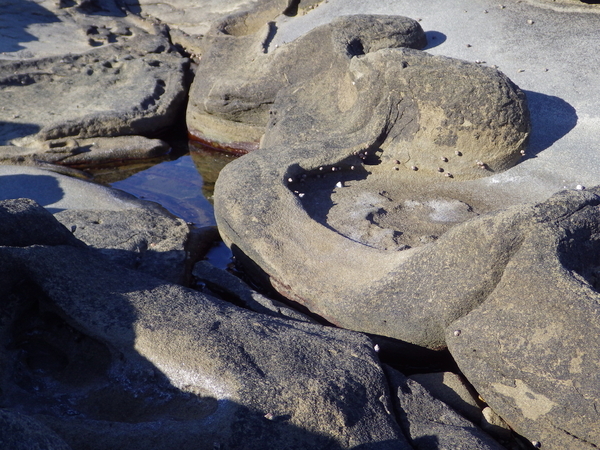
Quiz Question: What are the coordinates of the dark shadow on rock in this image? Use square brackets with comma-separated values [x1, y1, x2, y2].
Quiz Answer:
[523, 90, 578, 158]
[0, 175, 64, 210]
[0, 121, 41, 145]
[0, 1, 60, 54]
[0, 236, 410, 449]
[422, 31, 446, 50]
[289, 154, 376, 237]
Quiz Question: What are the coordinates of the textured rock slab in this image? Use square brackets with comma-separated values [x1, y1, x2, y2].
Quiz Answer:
[0, 167, 192, 283]
[55, 208, 190, 284]
[0, 136, 170, 168]
[446, 188, 600, 449]
[187, 13, 427, 150]
[0, 237, 409, 449]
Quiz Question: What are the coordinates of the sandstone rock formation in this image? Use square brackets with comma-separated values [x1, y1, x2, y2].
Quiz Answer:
[187, 14, 428, 151]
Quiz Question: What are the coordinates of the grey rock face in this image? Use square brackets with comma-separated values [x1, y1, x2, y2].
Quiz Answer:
[446, 188, 600, 450]
[55, 207, 191, 284]
[0, 198, 410, 449]
[0, 198, 83, 248]
[187, 13, 427, 151]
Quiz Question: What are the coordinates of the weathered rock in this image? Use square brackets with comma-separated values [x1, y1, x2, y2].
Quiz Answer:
[192, 260, 316, 323]
[0, 198, 83, 248]
[211, 9, 530, 350]
[0, 167, 193, 284]
[187, 13, 427, 151]
[0, 409, 72, 450]
[0, 136, 170, 168]
[385, 366, 506, 450]
[446, 187, 600, 450]
[0, 32, 188, 149]
[0, 209, 409, 449]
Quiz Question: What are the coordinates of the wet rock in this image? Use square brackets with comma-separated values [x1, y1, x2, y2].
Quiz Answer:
[385, 366, 506, 450]
[187, 13, 427, 151]
[0, 215, 410, 449]
[0, 409, 72, 450]
[446, 188, 600, 450]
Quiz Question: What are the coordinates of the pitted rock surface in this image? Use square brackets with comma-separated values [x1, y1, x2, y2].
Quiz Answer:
[187, 14, 428, 151]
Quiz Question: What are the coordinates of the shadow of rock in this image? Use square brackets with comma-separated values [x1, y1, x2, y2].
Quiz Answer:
[422, 31, 447, 50]
[523, 90, 578, 157]
[0, 122, 41, 146]
[0, 1, 59, 54]
[0, 174, 64, 207]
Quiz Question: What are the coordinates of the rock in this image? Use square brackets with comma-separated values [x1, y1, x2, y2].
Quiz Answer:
[0, 32, 188, 149]
[446, 188, 600, 449]
[0, 198, 83, 248]
[385, 366, 506, 450]
[0, 136, 170, 168]
[187, 13, 427, 151]
[0, 165, 150, 212]
[0, 167, 193, 284]
[0, 202, 410, 449]
[0, 409, 72, 450]
[408, 372, 484, 425]
[214, 40, 529, 349]
[481, 407, 513, 442]
[54, 208, 191, 285]
[192, 260, 317, 323]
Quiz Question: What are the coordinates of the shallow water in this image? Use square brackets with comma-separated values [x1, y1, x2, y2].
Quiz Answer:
[107, 144, 238, 268]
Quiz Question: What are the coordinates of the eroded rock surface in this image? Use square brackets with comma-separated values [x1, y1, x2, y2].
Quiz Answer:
[0, 0, 188, 168]
[187, 14, 428, 151]
[214, 15, 530, 349]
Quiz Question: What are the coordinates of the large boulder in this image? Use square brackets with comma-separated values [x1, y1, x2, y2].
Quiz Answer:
[214, 22, 530, 349]
[187, 13, 427, 151]
[446, 187, 600, 449]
